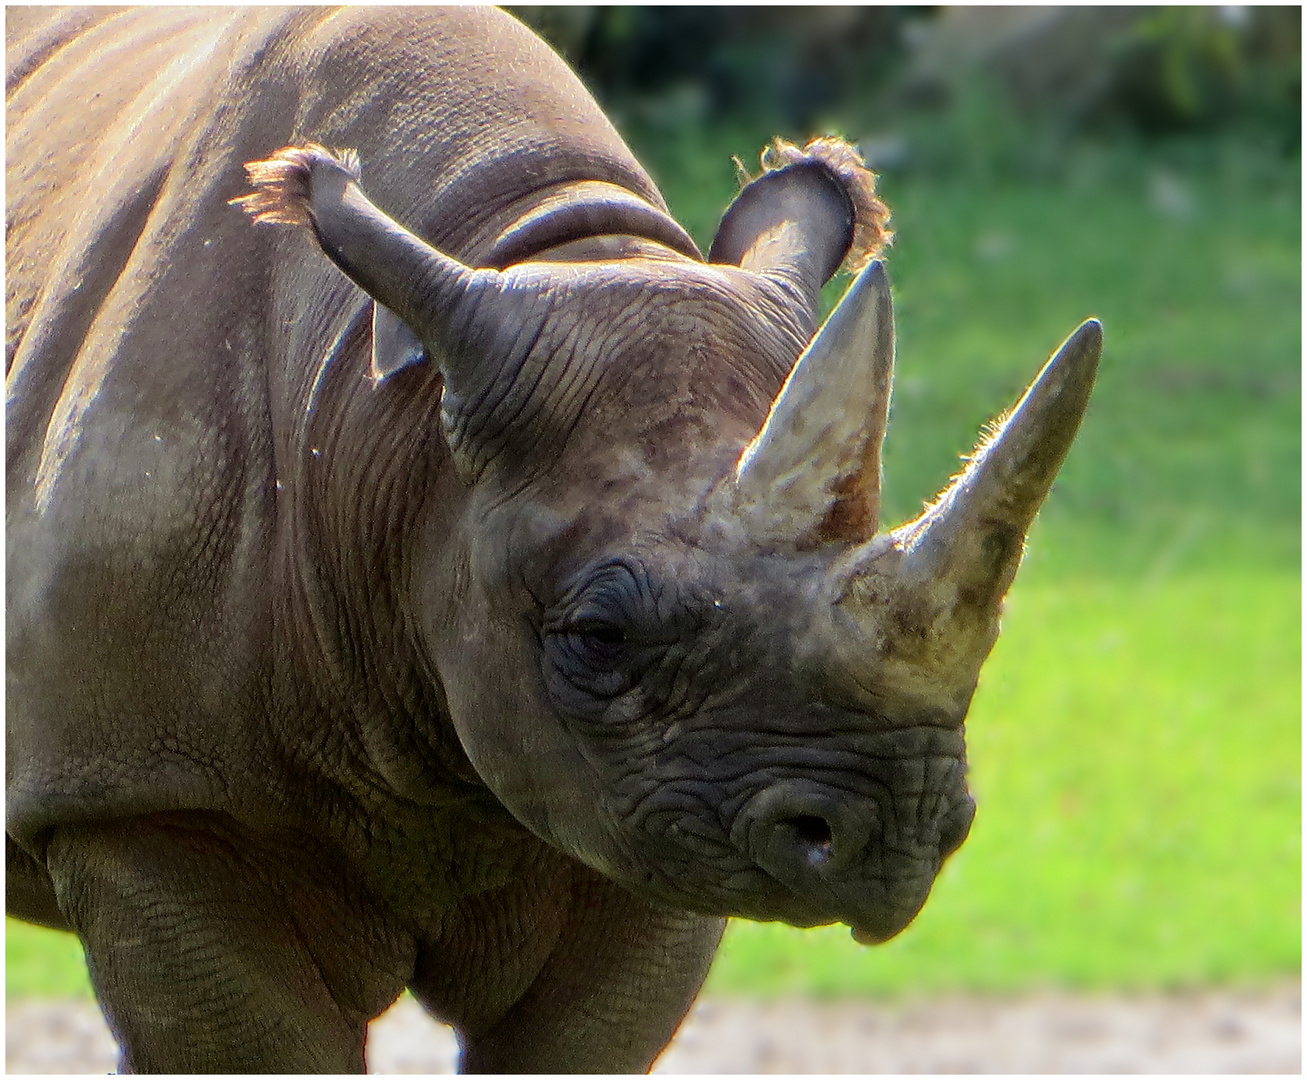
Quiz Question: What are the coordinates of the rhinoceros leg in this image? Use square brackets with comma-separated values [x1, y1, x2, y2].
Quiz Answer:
[452, 865, 724, 1074]
[44, 814, 415, 1074]
[6, 835, 71, 931]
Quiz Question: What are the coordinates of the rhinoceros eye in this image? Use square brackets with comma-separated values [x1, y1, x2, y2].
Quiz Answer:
[545, 619, 638, 709]
[562, 620, 629, 669]
[542, 562, 665, 712]
[583, 623, 626, 646]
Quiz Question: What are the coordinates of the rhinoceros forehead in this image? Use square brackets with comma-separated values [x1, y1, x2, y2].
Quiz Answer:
[495, 408, 762, 562]
[432, 257, 812, 528]
[535, 260, 804, 409]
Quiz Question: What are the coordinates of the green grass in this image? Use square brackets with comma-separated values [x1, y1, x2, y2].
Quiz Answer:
[873, 147, 1301, 577]
[7, 135, 1299, 1000]
[6, 918, 95, 999]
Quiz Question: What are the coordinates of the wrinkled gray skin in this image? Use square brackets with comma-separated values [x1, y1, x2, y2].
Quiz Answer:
[6, 8, 1099, 1075]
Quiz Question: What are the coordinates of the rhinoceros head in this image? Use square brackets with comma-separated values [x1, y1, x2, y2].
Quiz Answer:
[236, 143, 1099, 944]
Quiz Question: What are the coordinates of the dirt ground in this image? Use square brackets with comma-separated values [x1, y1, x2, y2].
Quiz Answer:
[7, 981, 1299, 1074]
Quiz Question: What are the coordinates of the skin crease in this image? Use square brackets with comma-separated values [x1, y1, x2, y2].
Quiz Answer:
[6, 6, 1097, 1074]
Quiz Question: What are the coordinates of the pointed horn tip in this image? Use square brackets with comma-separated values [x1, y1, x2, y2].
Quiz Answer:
[868, 260, 892, 303]
[729, 253, 895, 534]
[1060, 317, 1104, 365]
[1030, 317, 1103, 401]
[858, 258, 889, 290]
[829, 257, 891, 320]
[1075, 315, 1103, 344]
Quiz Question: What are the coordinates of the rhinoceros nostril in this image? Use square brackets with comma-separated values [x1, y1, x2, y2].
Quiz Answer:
[733, 783, 874, 881]
[786, 814, 835, 865]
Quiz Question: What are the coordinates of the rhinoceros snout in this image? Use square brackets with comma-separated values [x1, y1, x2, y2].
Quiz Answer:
[730, 776, 975, 941]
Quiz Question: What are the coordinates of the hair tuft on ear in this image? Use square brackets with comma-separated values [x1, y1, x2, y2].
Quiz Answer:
[755, 137, 892, 275]
[230, 143, 362, 228]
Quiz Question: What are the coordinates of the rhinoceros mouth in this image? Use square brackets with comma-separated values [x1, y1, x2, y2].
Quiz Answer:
[850, 921, 903, 945]
[623, 805, 953, 941]
[648, 861, 934, 944]
[619, 751, 974, 942]
[609, 721, 973, 940]
[739, 854, 939, 940]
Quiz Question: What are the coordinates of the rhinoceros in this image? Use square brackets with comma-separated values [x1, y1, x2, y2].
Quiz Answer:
[6, 7, 1100, 1074]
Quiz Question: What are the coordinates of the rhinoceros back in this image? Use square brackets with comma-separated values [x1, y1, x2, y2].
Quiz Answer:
[5, 7, 682, 844]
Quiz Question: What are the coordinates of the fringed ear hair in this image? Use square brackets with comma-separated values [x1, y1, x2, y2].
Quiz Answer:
[708, 136, 891, 325]
[754, 137, 892, 275]
[233, 143, 362, 229]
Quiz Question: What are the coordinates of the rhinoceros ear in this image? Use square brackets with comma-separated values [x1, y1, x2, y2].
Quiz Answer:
[235, 144, 553, 477]
[708, 137, 892, 322]
[234, 144, 492, 368]
[371, 302, 428, 380]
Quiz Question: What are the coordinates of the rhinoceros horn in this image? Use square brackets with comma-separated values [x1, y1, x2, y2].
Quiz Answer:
[894, 317, 1102, 604]
[731, 251, 1099, 561]
[840, 318, 1100, 715]
[730, 258, 895, 546]
[729, 257, 1100, 707]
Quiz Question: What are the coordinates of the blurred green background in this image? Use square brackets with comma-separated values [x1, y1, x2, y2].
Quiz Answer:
[8, 6, 1299, 1002]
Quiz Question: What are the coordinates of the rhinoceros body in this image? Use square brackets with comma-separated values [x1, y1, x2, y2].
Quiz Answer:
[6, 7, 1099, 1073]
